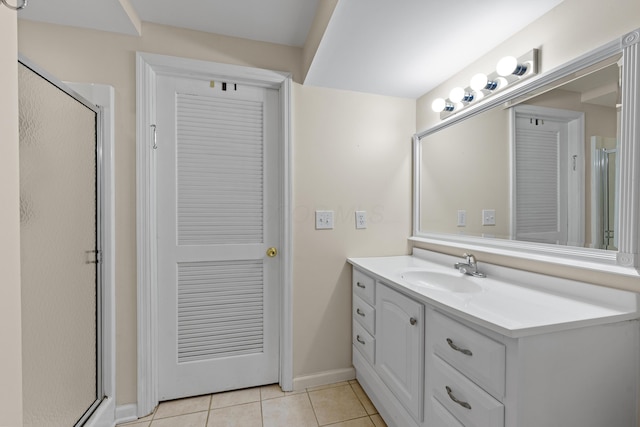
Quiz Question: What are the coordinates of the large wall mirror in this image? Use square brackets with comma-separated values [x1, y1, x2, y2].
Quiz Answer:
[413, 29, 640, 274]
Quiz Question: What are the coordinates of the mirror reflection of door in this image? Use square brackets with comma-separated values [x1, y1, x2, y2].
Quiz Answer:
[512, 106, 584, 246]
[18, 60, 103, 427]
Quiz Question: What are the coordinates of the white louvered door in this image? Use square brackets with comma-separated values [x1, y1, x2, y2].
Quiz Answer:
[156, 75, 280, 401]
[514, 117, 567, 244]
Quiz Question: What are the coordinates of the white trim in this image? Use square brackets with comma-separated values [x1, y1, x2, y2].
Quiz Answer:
[292, 367, 356, 391]
[136, 52, 293, 414]
[280, 77, 294, 392]
[413, 28, 640, 276]
[84, 398, 115, 427]
[136, 53, 159, 418]
[64, 83, 117, 427]
[114, 403, 138, 425]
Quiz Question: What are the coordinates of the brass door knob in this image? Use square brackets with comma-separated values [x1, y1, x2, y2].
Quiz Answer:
[266, 247, 278, 257]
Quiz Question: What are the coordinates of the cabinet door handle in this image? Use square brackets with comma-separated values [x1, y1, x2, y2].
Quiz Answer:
[356, 282, 366, 289]
[410, 317, 417, 326]
[356, 335, 366, 345]
[356, 308, 366, 317]
[446, 386, 472, 410]
[446, 338, 473, 356]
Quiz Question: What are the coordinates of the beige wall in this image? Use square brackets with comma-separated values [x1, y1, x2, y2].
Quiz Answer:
[0, 7, 23, 427]
[414, 0, 640, 291]
[292, 84, 414, 378]
[18, 19, 415, 405]
[421, 106, 510, 237]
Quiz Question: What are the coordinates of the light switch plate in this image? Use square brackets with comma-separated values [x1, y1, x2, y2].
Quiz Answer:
[457, 210, 466, 227]
[315, 210, 334, 229]
[482, 209, 496, 226]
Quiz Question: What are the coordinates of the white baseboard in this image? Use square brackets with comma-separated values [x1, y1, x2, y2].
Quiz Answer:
[292, 367, 356, 391]
[83, 397, 116, 427]
[115, 403, 138, 425]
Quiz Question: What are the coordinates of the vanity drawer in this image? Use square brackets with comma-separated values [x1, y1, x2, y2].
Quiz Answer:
[431, 355, 504, 427]
[353, 294, 375, 335]
[430, 396, 465, 427]
[430, 310, 505, 399]
[353, 320, 375, 365]
[353, 268, 375, 306]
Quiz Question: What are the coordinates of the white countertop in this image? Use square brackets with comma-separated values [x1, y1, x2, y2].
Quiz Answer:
[348, 249, 640, 338]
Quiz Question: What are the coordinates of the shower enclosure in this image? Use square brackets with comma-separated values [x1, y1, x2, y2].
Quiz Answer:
[591, 136, 619, 250]
[18, 59, 103, 426]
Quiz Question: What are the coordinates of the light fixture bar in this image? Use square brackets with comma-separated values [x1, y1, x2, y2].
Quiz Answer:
[434, 49, 539, 120]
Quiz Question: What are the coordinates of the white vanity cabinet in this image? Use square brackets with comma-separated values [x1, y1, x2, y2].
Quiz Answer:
[426, 309, 505, 427]
[349, 254, 640, 427]
[375, 283, 424, 423]
[425, 307, 639, 427]
[352, 269, 376, 365]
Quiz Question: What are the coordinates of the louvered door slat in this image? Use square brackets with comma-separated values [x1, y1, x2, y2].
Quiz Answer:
[176, 93, 263, 246]
[177, 260, 264, 363]
[515, 123, 559, 236]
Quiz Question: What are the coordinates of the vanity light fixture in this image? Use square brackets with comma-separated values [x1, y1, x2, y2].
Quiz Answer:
[496, 56, 529, 76]
[449, 87, 474, 103]
[470, 73, 499, 91]
[432, 49, 538, 119]
[431, 98, 455, 113]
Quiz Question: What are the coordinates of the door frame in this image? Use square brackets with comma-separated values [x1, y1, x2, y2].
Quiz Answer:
[135, 52, 293, 417]
[510, 105, 585, 246]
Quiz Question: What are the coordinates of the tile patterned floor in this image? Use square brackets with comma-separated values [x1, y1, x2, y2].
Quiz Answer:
[117, 380, 387, 427]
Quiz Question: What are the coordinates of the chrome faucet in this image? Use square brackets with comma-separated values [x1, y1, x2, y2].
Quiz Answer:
[454, 253, 486, 277]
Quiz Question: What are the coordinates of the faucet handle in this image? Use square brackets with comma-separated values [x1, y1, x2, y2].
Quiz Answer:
[463, 253, 476, 265]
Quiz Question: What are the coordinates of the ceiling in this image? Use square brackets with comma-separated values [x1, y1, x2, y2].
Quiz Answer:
[17, 0, 564, 99]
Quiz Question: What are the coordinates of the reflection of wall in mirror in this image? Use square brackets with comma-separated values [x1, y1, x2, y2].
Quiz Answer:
[522, 88, 617, 247]
[421, 106, 510, 238]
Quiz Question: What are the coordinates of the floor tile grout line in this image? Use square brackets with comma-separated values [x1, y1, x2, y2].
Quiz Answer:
[204, 394, 212, 427]
[348, 381, 376, 416]
[305, 388, 321, 427]
[260, 386, 265, 427]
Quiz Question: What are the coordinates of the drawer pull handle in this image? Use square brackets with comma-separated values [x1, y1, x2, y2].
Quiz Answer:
[409, 317, 417, 326]
[446, 386, 472, 410]
[447, 338, 473, 356]
[356, 335, 366, 345]
[356, 282, 366, 289]
[356, 308, 366, 317]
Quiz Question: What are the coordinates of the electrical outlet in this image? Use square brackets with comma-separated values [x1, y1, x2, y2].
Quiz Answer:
[457, 210, 466, 227]
[482, 209, 496, 226]
[315, 210, 334, 230]
[355, 211, 367, 229]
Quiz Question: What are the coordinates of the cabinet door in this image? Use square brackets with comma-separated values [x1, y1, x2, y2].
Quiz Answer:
[376, 283, 424, 423]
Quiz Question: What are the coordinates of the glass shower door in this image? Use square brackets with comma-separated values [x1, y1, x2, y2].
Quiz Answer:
[18, 61, 102, 427]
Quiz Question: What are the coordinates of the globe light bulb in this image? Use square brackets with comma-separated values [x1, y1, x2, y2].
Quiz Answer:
[449, 87, 465, 103]
[431, 98, 446, 113]
[470, 73, 489, 91]
[496, 56, 517, 76]
[497, 56, 527, 76]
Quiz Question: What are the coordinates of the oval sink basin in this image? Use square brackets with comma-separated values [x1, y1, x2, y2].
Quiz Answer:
[400, 270, 482, 293]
